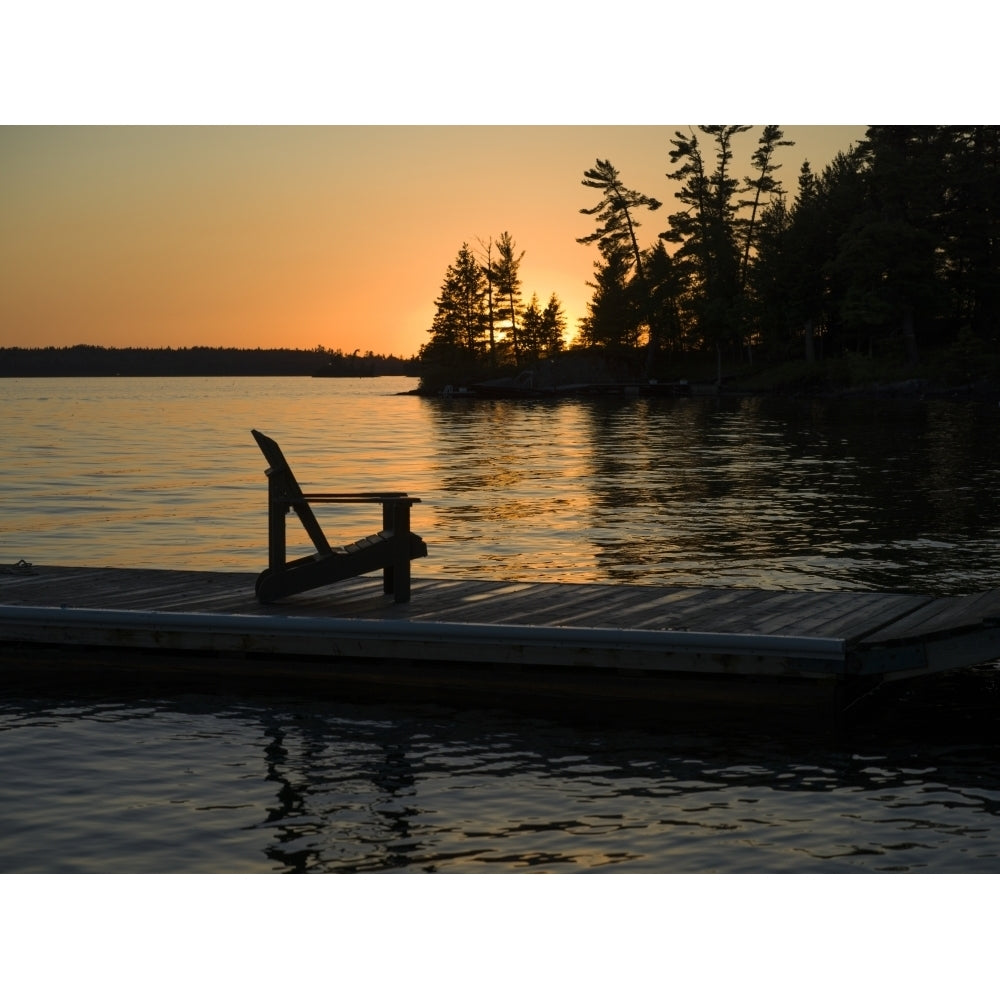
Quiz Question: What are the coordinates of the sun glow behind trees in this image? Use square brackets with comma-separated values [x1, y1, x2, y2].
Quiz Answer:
[422, 235, 566, 380]
[1, 127, 868, 358]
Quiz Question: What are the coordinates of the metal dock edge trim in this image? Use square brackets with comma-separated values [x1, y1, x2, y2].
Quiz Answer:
[0, 604, 848, 675]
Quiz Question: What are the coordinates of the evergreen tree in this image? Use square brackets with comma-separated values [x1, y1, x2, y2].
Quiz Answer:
[578, 159, 662, 367]
[422, 243, 488, 367]
[747, 146, 868, 363]
[931, 126, 1000, 343]
[540, 294, 567, 357]
[800, 148, 869, 358]
[644, 240, 687, 355]
[579, 247, 643, 350]
[738, 125, 794, 291]
[489, 231, 525, 366]
[517, 293, 566, 362]
[745, 193, 794, 358]
[520, 293, 545, 362]
[662, 126, 750, 366]
[832, 126, 945, 363]
[477, 236, 499, 363]
[751, 159, 829, 361]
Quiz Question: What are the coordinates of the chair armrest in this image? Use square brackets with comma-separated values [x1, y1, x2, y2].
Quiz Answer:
[300, 493, 421, 505]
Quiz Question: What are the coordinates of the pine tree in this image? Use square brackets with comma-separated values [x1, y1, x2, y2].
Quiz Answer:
[644, 241, 686, 355]
[932, 126, 1000, 343]
[662, 126, 750, 366]
[540, 294, 566, 357]
[738, 126, 794, 291]
[489, 231, 525, 367]
[745, 193, 794, 358]
[422, 243, 488, 367]
[520, 293, 544, 363]
[753, 148, 868, 362]
[833, 127, 946, 364]
[578, 159, 662, 368]
[579, 246, 643, 350]
[477, 236, 499, 363]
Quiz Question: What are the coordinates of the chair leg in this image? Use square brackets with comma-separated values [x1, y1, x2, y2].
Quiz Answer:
[394, 559, 411, 602]
[382, 500, 414, 601]
[382, 501, 393, 595]
[267, 477, 287, 573]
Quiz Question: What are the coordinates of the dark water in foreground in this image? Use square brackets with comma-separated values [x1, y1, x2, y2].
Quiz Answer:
[2, 378, 1000, 872]
[3, 673, 1000, 873]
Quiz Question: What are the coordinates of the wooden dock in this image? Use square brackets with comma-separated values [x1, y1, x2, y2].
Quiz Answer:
[2, 565, 999, 718]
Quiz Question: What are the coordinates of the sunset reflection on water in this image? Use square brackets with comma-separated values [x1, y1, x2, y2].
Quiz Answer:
[3, 376, 1000, 595]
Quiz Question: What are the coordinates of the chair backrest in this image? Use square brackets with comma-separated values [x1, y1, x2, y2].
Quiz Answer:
[252, 429, 330, 555]
[252, 429, 304, 498]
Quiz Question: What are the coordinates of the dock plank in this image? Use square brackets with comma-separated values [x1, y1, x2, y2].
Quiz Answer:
[673, 589, 815, 634]
[862, 589, 1000, 643]
[752, 592, 934, 641]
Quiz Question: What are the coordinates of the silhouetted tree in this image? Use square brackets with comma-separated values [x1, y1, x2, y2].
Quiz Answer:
[738, 126, 794, 292]
[579, 246, 644, 350]
[520, 293, 545, 362]
[477, 236, 499, 363]
[489, 231, 525, 366]
[423, 243, 488, 366]
[644, 240, 687, 355]
[662, 126, 750, 368]
[578, 159, 662, 368]
[750, 147, 868, 362]
[923, 126, 1000, 344]
[540, 294, 567, 356]
[520, 292, 568, 362]
[831, 126, 948, 364]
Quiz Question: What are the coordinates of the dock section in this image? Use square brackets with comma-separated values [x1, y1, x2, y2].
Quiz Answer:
[2, 566, 999, 710]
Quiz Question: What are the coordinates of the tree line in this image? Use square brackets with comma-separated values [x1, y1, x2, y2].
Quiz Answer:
[1, 345, 419, 377]
[422, 126, 1000, 390]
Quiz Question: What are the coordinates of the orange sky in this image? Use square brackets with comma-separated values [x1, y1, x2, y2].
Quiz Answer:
[1, 126, 866, 357]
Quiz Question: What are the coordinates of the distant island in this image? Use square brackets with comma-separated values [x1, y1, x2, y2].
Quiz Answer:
[0, 345, 420, 378]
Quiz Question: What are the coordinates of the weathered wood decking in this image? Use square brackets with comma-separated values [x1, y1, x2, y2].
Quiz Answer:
[2, 566, 999, 716]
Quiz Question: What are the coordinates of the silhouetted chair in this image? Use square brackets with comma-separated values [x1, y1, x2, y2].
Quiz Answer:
[251, 429, 426, 603]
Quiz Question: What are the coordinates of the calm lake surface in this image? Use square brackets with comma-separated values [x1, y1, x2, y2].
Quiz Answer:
[2, 376, 1000, 873]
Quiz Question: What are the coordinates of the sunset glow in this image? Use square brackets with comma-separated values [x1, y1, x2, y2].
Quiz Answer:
[1, 126, 866, 358]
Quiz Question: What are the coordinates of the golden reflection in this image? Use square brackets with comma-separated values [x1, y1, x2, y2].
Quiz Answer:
[6, 378, 1000, 592]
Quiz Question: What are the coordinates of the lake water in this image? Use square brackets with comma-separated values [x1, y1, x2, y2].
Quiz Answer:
[2, 376, 1000, 874]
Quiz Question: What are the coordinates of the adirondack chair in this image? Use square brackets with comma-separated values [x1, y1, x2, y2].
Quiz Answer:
[251, 429, 426, 603]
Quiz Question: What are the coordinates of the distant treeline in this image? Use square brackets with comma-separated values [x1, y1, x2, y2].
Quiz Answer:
[0, 345, 420, 378]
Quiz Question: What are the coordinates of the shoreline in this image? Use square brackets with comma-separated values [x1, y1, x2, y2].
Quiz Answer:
[410, 377, 1000, 403]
